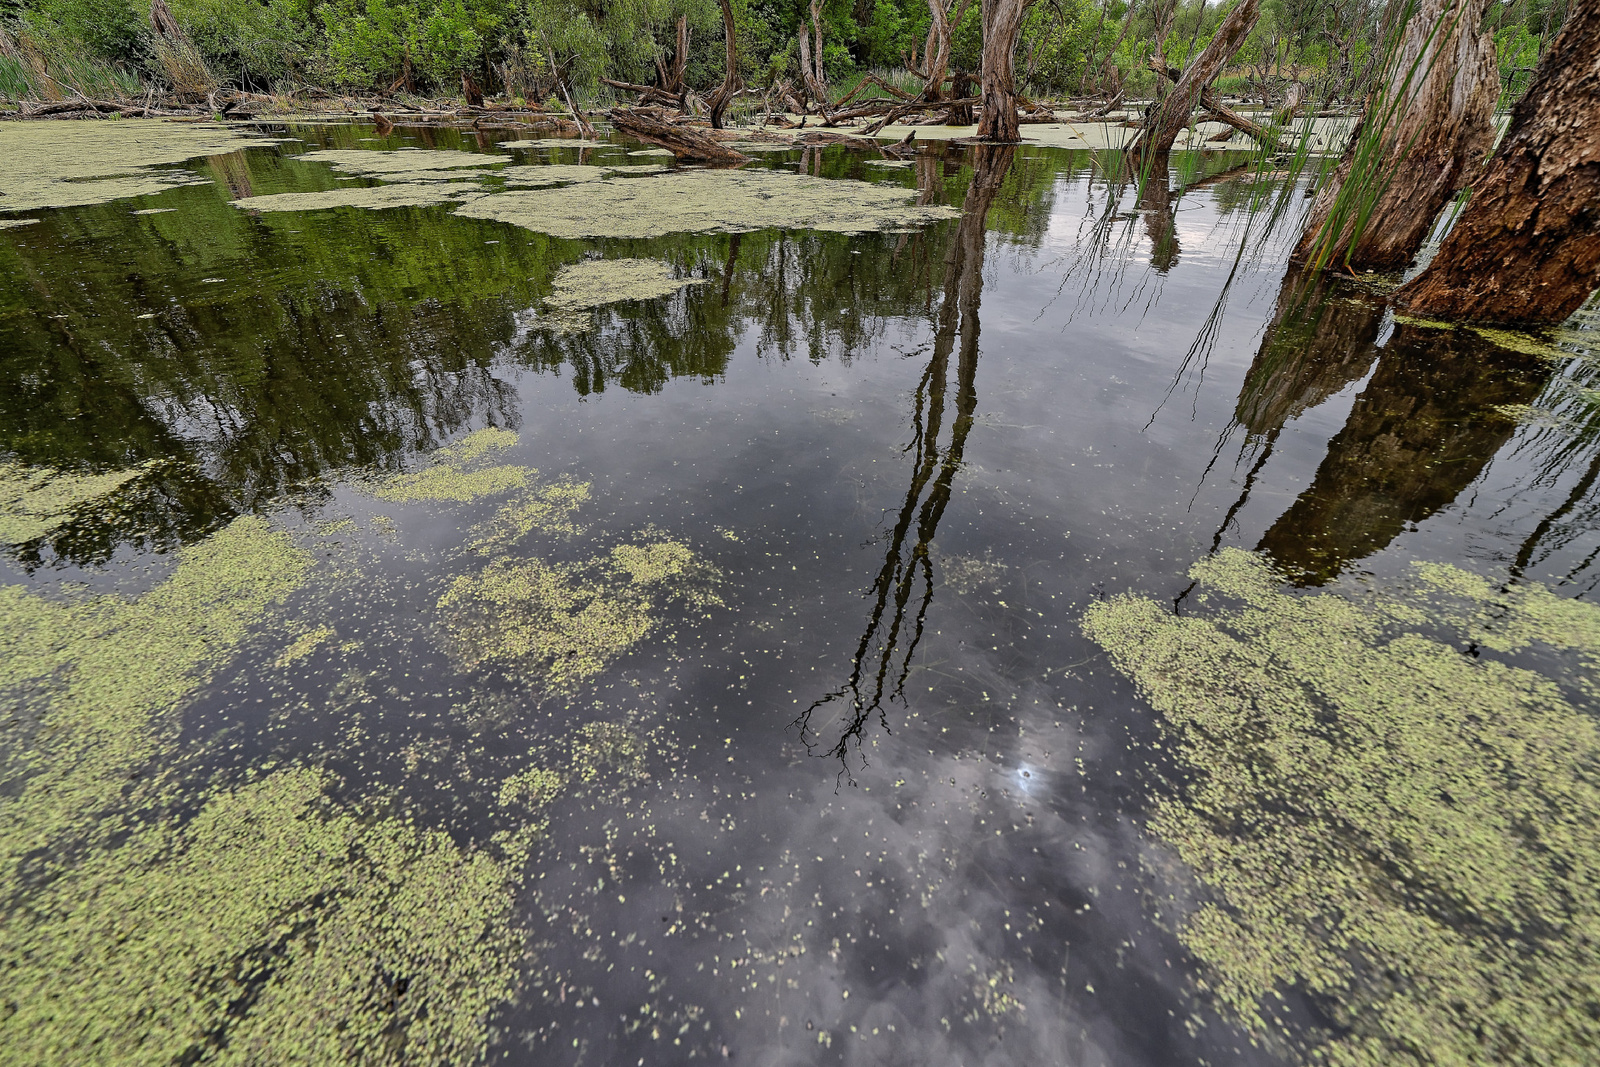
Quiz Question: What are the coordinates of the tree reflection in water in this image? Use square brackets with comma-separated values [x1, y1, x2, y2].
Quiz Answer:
[794, 143, 1014, 774]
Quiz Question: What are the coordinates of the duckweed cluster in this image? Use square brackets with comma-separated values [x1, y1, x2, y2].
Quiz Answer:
[1, 766, 527, 1067]
[1081, 549, 1600, 1067]
[0, 485, 654, 1064]
[0, 120, 271, 212]
[439, 538, 719, 692]
[371, 426, 529, 503]
[451, 169, 960, 240]
[541, 257, 707, 331]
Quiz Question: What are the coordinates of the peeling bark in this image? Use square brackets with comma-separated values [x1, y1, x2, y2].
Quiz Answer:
[1292, 0, 1498, 270]
[977, 0, 1034, 141]
[1396, 0, 1600, 322]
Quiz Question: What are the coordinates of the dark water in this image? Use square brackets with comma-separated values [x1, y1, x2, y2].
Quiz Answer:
[2, 124, 1597, 1066]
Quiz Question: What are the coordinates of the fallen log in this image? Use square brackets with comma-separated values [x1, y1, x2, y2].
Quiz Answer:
[608, 107, 750, 163]
[601, 77, 682, 108]
[833, 74, 915, 108]
[859, 97, 979, 134]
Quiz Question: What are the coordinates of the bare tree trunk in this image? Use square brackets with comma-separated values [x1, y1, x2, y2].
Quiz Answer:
[1131, 0, 1261, 170]
[706, 0, 741, 129]
[977, 0, 1034, 141]
[924, 0, 974, 101]
[1395, 0, 1600, 323]
[1292, 0, 1498, 271]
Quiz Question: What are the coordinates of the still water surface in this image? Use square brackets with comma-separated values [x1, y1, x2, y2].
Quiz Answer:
[2, 123, 1597, 1066]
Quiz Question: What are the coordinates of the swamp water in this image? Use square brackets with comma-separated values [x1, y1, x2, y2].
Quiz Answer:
[1, 120, 1598, 1067]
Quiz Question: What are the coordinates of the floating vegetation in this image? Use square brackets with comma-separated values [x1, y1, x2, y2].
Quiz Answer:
[233, 182, 484, 213]
[498, 138, 606, 149]
[370, 427, 530, 503]
[541, 257, 706, 331]
[1081, 549, 1600, 1067]
[295, 147, 501, 179]
[468, 478, 593, 551]
[0, 765, 529, 1067]
[439, 540, 720, 692]
[450, 169, 960, 240]
[940, 550, 1010, 595]
[275, 624, 336, 667]
[494, 163, 622, 188]
[0, 516, 311, 867]
[0, 120, 270, 213]
[0, 459, 150, 547]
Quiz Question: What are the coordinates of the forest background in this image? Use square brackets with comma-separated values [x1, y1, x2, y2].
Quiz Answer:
[0, 0, 1569, 114]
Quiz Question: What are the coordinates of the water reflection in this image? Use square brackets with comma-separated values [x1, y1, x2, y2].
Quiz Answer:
[1257, 318, 1549, 584]
[796, 144, 1014, 771]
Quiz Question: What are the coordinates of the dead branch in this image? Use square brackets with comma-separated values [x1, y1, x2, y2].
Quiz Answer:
[608, 107, 750, 163]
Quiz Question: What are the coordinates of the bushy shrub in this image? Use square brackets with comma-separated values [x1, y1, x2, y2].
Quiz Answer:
[169, 0, 313, 85]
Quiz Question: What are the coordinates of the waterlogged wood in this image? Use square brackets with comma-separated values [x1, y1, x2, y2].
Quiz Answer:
[608, 108, 750, 164]
[1396, 0, 1600, 322]
[1292, 0, 1497, 270]
[978, 0, 1035, 140]
[1132, 0, 1261, 166]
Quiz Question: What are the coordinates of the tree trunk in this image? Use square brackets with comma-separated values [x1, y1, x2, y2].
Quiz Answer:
[1292, 0, 1498, 271]
[977, 0, 1033, 141]
[1131, 0, 1261, 170]
[924, 0, 974, 102]
[706, 0, 741, 129]
[1395, 0, 1600, 323]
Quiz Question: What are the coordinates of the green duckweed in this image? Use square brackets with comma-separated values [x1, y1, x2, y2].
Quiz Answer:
[0, 766, 527, 1067]
[0, 120, 271, 212]
[233, 183, 484, 213]
[468, 478, 593, 551]
[1081, 549, 1600, 1067]
[438, 539, 719, 692]
[0, 515, 311, 868]
[450, 168, 960, 240]
[370, 427, 530, 503]
[540, 257, 707, 331]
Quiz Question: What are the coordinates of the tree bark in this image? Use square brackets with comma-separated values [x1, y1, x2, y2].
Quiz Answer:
[1292, 0, 1498, 271]
[610, 108, 750, 163]
[706, 0, 741, 129]
[977, 0, 1034, 140]
[1395, 0, 1600, 323]
[1131, 0, 1261, 170]
[923, 0, 974, 102]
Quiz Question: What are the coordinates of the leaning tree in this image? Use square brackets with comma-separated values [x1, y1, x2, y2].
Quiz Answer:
[1293, 0, 1499, 271]
[1396, 0, 1600, 323]
[1129, 0, 1262, 170]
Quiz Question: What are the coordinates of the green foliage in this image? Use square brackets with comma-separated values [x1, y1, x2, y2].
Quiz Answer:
[169, 0, 313, 83]
[318, 0, 496, 90]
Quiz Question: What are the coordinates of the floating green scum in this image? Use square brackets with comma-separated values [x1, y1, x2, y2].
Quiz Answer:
[1082, 549, 1600, 1067]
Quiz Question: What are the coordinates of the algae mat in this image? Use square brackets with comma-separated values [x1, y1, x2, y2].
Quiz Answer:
[0, 120, 273, 213]
[1082, 549, 1600, 1067]
[452, 168, 960, 239]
